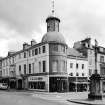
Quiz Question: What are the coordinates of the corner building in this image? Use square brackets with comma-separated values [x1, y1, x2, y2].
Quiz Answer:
[1, 15, 68, 92]
[44, 16, 68, 92]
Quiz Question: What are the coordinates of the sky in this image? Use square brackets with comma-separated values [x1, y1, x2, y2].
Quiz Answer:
[0, 0, 105, 57]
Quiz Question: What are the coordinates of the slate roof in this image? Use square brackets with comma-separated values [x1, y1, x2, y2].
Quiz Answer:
[67, 48, 82, 57]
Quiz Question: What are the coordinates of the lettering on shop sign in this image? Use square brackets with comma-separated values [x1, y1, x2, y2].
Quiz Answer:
[29, 76, 43, 81]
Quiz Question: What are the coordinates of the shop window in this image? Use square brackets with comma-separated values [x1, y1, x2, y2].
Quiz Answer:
[70, 63, 73, 68]
[43, 61, 46, 72]
[29, 64, 31, 74]
[82, 64, 84, 69]
[42, 46, 46, 53]
[29, 82, 45, 89]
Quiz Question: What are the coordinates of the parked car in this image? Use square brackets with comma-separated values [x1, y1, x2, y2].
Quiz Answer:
[0, 83, 8, 90]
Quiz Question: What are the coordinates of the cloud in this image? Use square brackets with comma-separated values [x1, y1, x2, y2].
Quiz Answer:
[31, 22, 46, 43]
[55, 0, 105, 47]
[0, 0, 105, 56]
[0, 0, 49, 35]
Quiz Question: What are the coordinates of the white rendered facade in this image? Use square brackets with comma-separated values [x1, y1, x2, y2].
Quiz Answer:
[67, 56, 88, 77]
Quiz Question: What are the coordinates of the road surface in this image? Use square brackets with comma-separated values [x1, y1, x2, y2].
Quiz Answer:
[0, 91, 79, 105]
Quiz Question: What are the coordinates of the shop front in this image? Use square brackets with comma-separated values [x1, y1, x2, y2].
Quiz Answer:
[49, 76, 68, 92]
[69, 77, 88, 92]
[28, 75, 48, 91]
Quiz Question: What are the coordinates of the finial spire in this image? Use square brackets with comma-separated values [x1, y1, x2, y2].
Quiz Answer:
[52, 0, 55, 16]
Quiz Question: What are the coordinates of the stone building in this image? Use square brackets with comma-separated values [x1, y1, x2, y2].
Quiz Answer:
[0, 9, 90, 92]
[73, 38, 95, 77]
[74, 38, 105, 92]
[1, 14, 68, 92]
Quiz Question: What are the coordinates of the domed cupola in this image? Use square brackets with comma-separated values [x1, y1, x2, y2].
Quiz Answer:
[41, 32, 66, 44]
[41, 1, 66, 45]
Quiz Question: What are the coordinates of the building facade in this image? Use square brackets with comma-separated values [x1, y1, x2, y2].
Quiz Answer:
[0, 11, 91, 92]
[1, 15, 69, 92]
[73, 38, 95, 77]
[67, 48, 88, 92]
[74, 38, 105, 92]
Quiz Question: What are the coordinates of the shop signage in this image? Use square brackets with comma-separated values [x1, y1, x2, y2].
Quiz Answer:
[28, 76, 47, 81]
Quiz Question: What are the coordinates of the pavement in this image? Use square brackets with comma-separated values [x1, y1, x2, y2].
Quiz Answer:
[32, 91, 105, 105]
[1, 90, 105, 105]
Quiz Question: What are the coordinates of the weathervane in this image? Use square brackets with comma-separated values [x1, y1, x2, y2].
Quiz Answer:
[52, 0, 55, 16]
